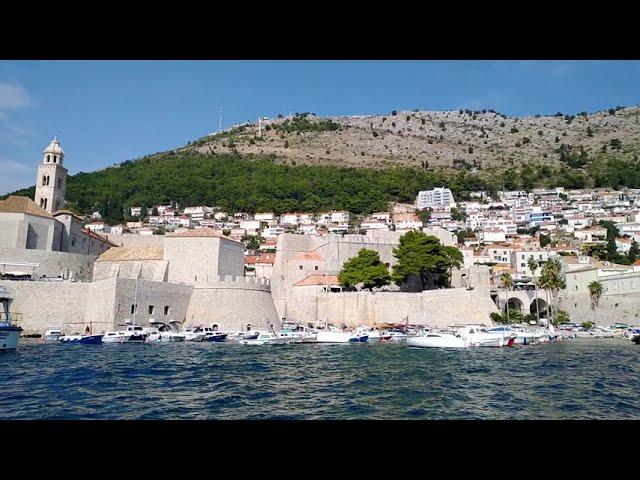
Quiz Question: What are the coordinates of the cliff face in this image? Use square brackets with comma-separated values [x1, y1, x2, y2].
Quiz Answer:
[185, 107, 640, 170]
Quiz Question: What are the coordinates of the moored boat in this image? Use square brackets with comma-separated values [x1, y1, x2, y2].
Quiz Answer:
[0, 286, 22, 351]
[43, 327, 64, 341]
[59, 334, 103, 344]
[238, 331, 287, 345]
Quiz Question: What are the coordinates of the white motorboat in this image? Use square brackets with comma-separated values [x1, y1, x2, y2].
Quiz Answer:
[315, 329, 367, 343]
[0, 286, 22, 351]
[43, 327, 64, 341]
[407, 325, 514, 349]
[238, 331, 287, 345]
[356, 327, 391, 343]
[407, 332, 468, 348]
[387, 330, 408, 342]
[146, 331, 186, 342]
[102, 331, 132, 343]
[102, 324, 149, 343]
[182, 327, 207, 342]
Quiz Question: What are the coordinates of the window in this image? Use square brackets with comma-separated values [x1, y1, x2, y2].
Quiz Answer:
[46, 155, 50, 162]
[299, 265, 303, 270]
[164, 306, 170, 315]
[53, 155, 57, 163]
[148, 305, 154, 315]
[521, 263, 525, 268]
[130, 304, 136, 314]
[314, 265, 319, 270]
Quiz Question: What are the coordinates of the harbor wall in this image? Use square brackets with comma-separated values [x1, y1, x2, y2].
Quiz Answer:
[559, 293, 640, 325]
[0, 247, 97, 281]
[0, 279, 90, 334]
[282, 287, 499, 328]
[184, 277, 280, 331]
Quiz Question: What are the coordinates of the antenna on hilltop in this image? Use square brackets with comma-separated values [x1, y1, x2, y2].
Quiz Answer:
[258, 116, 262, 137]
[218, 107, 223, 132]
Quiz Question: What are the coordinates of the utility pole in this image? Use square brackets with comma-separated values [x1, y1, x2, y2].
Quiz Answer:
[218, 107, 223, 132]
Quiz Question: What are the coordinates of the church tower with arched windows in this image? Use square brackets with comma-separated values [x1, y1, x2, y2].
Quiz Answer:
[34, 136, 67, 213]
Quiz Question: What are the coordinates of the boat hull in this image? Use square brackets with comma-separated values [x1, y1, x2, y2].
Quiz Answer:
[407, 334, 467, 349]
[316, 331, 361, 343]
[60, 334, 103, 344]
[0, 326, 21, 351]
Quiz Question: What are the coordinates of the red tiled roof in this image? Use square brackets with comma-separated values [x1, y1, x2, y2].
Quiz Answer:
[257, 253, 276, 265]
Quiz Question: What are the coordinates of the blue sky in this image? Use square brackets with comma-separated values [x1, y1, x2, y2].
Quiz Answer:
[1, 60, 639, 194]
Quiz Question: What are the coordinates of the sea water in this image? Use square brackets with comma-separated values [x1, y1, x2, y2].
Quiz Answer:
[1, 338, 639, 419]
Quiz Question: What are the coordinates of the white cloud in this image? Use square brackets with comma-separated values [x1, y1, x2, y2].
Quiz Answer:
[0, 82, 33, 110]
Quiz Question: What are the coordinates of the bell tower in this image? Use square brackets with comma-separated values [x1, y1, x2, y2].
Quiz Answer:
[34, 136, 67, 213]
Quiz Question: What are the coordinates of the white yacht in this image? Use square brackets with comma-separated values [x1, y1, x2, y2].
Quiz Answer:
[43, 327, 64, 341]
[407, 325, 513, 349]
[238, 331, 287, 345]
[102, 324, 148, 343]
[407, 332, 468, 349]
[0, 286, 21, 351]
[315, 328, 368, 343]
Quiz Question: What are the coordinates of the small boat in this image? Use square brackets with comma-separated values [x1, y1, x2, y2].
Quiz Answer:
[102, 325, 148, 343]
[146, 331, 186, 342]
[407, 332, 468, 349]
[43, 327, 64, 341]
[238, 331, 287, 345]
[315, 329, 367, 344]
[407, 325, 515, 349]
[0, 286, 22, 351]
[59, 334, 103, 345]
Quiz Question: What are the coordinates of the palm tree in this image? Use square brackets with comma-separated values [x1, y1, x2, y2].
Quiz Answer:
[537, 258, 565, 326]
[501, 273, 514, 323]
[588, 281, 604, 326]
[527, 257, 540, 323]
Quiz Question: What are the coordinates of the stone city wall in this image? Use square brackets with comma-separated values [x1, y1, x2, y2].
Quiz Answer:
[0, 279, 90, 335]
[282, 287, 499, 328]
[183, 276, 278, 332]
[0, 247, 97, 281]
[559, 292, 640, 325]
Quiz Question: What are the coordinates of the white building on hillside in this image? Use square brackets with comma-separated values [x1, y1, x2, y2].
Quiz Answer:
[417, 187, 455, 210]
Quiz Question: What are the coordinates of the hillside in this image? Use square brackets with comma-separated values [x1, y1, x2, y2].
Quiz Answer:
[4, 106, 640, 223]
[184, 106, 640, 171]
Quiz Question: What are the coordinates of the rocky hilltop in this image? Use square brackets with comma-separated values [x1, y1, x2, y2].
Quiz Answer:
[184, 106, 640, 171]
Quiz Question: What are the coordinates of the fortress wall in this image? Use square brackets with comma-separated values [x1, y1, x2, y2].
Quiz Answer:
[217, 238, 245, 277]
[184, 280, 279, 332]
[283, 287, 499, 328]
[108, 278, 193, 328]
[559, 293, 640, 325]
[106, 234, 165, 248]
[0, 248, 97, 281]
[0, 280, 90, 335]
[92, 260, 168, 282]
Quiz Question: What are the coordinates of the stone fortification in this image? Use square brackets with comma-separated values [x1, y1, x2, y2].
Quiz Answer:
[284, 287, 499, 328]
[0, 247, 97, 281]
[184, 276, 279, 332]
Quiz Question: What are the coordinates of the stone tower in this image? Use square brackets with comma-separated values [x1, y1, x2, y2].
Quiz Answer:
[34, 136, 67, 213]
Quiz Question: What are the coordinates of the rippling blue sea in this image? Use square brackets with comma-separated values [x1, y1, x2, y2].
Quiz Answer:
[1, 338, 639, 419]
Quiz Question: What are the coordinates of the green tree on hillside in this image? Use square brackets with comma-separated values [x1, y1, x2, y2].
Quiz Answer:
[337, 249, 391, 291]
[391, 231, 463, 290]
